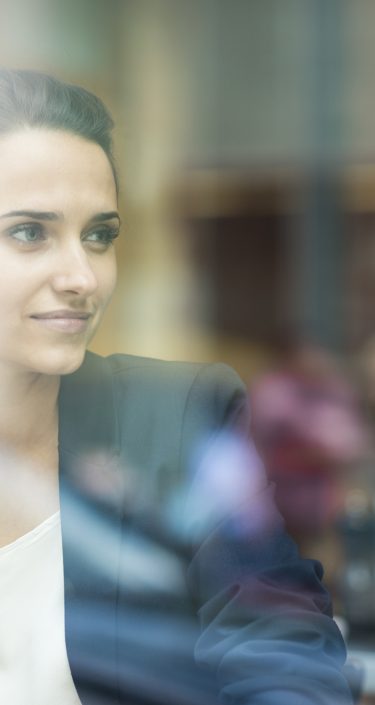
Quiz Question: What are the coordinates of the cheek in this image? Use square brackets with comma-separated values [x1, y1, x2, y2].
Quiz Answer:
[98, 253, 117, 305]
[0, 262, 34, 313]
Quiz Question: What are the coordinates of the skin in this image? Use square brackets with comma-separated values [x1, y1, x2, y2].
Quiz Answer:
[0, 128, 119, 545]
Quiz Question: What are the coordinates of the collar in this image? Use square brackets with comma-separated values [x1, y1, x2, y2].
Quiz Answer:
[58, 351, 118, 459]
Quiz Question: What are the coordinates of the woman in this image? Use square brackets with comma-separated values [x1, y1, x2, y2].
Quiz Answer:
[0, 69, 354, 705]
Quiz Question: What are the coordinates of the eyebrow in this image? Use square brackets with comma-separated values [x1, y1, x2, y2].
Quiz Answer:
[0, 210, 60, 221]
[90, 211, 121, 224]
[0, 209, 121, 224]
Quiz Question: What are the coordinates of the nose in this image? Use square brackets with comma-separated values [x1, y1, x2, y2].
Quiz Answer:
[50, 242, 98, 296]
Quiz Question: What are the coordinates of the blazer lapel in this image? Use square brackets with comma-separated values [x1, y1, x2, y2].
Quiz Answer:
[58, 352, 123, 703]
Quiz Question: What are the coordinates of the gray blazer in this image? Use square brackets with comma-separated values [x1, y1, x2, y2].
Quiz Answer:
[58, 352, 353, 705]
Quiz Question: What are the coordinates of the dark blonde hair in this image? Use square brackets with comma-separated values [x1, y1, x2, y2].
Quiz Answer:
[0, 68, 118, 190]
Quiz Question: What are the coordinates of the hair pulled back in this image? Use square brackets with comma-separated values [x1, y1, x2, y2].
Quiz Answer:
[0, 68, 118, 190]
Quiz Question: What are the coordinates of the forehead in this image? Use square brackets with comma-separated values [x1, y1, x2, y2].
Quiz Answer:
[0, 128, 117, 213]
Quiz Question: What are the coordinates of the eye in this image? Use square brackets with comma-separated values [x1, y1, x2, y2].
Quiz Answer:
[8, 222, 45, 244]
[83, 226, 120, 249]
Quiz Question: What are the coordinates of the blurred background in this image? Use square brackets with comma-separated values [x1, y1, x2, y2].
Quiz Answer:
[2, 0, 375, 701]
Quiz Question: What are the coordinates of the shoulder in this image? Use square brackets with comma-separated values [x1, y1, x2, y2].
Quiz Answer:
[60, 351, 249, 490]
[104, 351, 242, 389]
[98, 351, 247, 430]
[78, 352, 249, 492]
[61, 351, 248, 436]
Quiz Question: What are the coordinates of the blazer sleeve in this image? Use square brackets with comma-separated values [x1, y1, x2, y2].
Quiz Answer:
[181, 363, 353, 705]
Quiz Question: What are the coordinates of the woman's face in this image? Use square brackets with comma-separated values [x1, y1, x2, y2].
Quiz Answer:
[0, 128, 118, 377]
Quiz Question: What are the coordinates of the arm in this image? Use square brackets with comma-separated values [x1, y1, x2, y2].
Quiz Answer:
[183, 364, 353, 705]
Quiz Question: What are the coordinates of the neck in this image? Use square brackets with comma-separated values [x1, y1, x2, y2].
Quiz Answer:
[0, 365, 60, 454]
[0, 367, 61, 546]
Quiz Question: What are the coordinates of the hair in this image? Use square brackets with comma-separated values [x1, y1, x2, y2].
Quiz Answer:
[0, 68, 118, 191]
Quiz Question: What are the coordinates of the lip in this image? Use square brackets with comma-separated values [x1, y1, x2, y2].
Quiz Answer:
[30, 310, 93, 333]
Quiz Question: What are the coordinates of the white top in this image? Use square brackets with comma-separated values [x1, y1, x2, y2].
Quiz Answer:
[0, 512, 82, 704]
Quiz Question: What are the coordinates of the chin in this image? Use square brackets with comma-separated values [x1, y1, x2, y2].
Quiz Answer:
[31, 346, 87, 376]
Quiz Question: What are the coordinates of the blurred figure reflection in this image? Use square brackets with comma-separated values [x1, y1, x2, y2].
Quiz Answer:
[250, 334, 369, 563]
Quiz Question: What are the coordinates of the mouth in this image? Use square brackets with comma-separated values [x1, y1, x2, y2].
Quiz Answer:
[30, 310, 93, 333]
